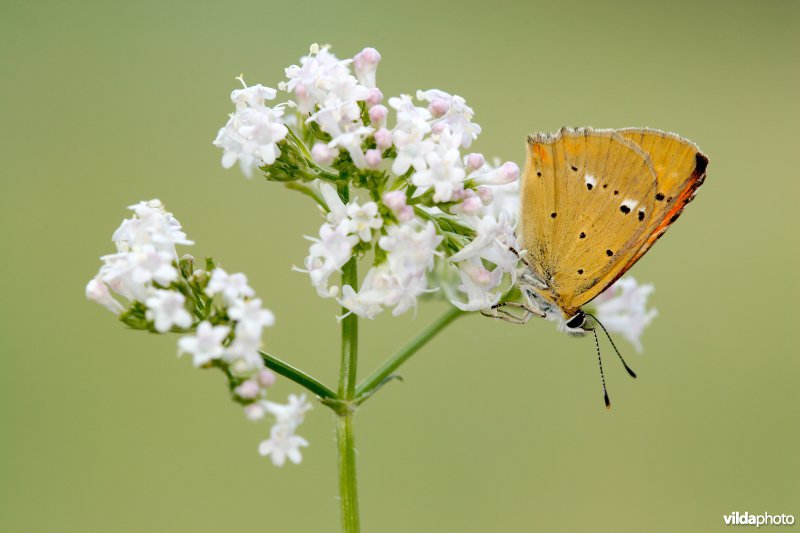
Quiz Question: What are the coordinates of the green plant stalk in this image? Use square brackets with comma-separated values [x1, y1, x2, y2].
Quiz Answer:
[337, 257, 360, 533]
[355, 306, 465, 400]
[259, 350, 337, 401]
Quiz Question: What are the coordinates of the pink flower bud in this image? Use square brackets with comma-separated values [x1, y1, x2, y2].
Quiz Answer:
[368, 104, 388, 127]
[257, 370, 276, 388]
[431, 122, 446, 134]
[465, 153, 485, 171]
[235, 380, 260, 400]
[476, 186, 494, 204]
[353, 47, 381, 88]
[383, 190, 407, 211]
[366, 88, 383, 106]
[85, 278, 124, 314]
[458, 190, 483, 215]
[365, 149, 382, 169]
[311, 142, 336, 166]
[498, 162, 520, 183]
[429, 98, 449, 117]
[244, 403, 266, 421]
[374, 128, 393, 150]
[398, 205, 414, 222]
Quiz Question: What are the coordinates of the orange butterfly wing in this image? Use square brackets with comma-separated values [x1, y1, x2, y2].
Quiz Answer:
[520, 127, 708, 317]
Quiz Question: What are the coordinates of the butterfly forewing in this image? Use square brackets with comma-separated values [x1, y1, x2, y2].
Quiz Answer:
[520, 128, 658, 316]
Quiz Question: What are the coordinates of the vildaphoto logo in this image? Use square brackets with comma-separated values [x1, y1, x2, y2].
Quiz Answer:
[723, 512, 796, 527]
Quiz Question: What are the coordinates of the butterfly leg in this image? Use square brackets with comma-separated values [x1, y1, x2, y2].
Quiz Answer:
[495, 238, 534, 270]
[481, 301, 545, 324]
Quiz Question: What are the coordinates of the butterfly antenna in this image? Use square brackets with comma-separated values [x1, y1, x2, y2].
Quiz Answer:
[585, 312, 637, 379]
[591, 326, 611, 409]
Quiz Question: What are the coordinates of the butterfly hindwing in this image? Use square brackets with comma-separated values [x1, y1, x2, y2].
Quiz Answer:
[614, 128, 709, 274]
[520, 127, 659, 316]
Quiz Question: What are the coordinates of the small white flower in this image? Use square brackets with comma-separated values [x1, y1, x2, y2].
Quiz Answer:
[416, 89, 481, 148]
[229, 298, 276, 332]
[379, 221, 441, 275]
[300, 220, 359, 298]
[145, 290, 193, 333]
[85, 278, 124, 314]
[285, 45, 362, 114]
[326, 125, 374, 169]
[319, 182, 348, 227]
[213, 89, 288, 178]
[178, 321, 230, 367]
[129, 245, 179, 287]
[345, 201, 383, 241]
[258, 423, 309, 467]
[449, 258, 503, 311]
[224, 325, 265, 376]
[391, 129, 435, 176]
[389, 94, 431, 135]
[206, 268, 255, 304]
[482, 181, 520, 222]
[591, 277, 658, 353]
[448, 212, 518, 273]
[113, 200, 193, 254]
[231, 84, 277, 109]
[411, 147, 466, 203]
[264, 394, 312, 429]
[337, 280, 387, 319]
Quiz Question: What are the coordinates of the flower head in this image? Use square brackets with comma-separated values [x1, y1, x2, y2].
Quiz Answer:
[590, 277, 658, 353]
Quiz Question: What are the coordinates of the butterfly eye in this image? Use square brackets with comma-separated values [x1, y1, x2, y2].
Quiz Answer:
[565, 311, 586, 329]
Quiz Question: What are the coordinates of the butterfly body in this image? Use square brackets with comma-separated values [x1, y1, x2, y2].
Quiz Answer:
[515, 127, 708, 330]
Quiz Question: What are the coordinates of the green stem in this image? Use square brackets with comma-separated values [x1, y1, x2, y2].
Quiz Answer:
[259, 350, 337, 401]
[337, 257, 360, 533]
[355, 306, 465, 400]
[336, 413, 359, 533]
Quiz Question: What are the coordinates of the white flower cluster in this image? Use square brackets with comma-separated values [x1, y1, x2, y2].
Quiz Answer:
[213, 83, 289, 178]
[214, 44, 523, 317]
[86, 200, 311, 465]
[590, 277, 658, 353]
[87, 199, 192, 312]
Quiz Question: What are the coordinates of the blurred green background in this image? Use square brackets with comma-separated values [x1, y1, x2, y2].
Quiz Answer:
[1, 0, 798, 531]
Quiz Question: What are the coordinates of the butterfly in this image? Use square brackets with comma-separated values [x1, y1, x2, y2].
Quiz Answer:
[486, 127, 708, 406]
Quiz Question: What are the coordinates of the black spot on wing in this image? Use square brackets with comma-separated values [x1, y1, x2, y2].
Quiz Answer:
[620, 205, 631, 214]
